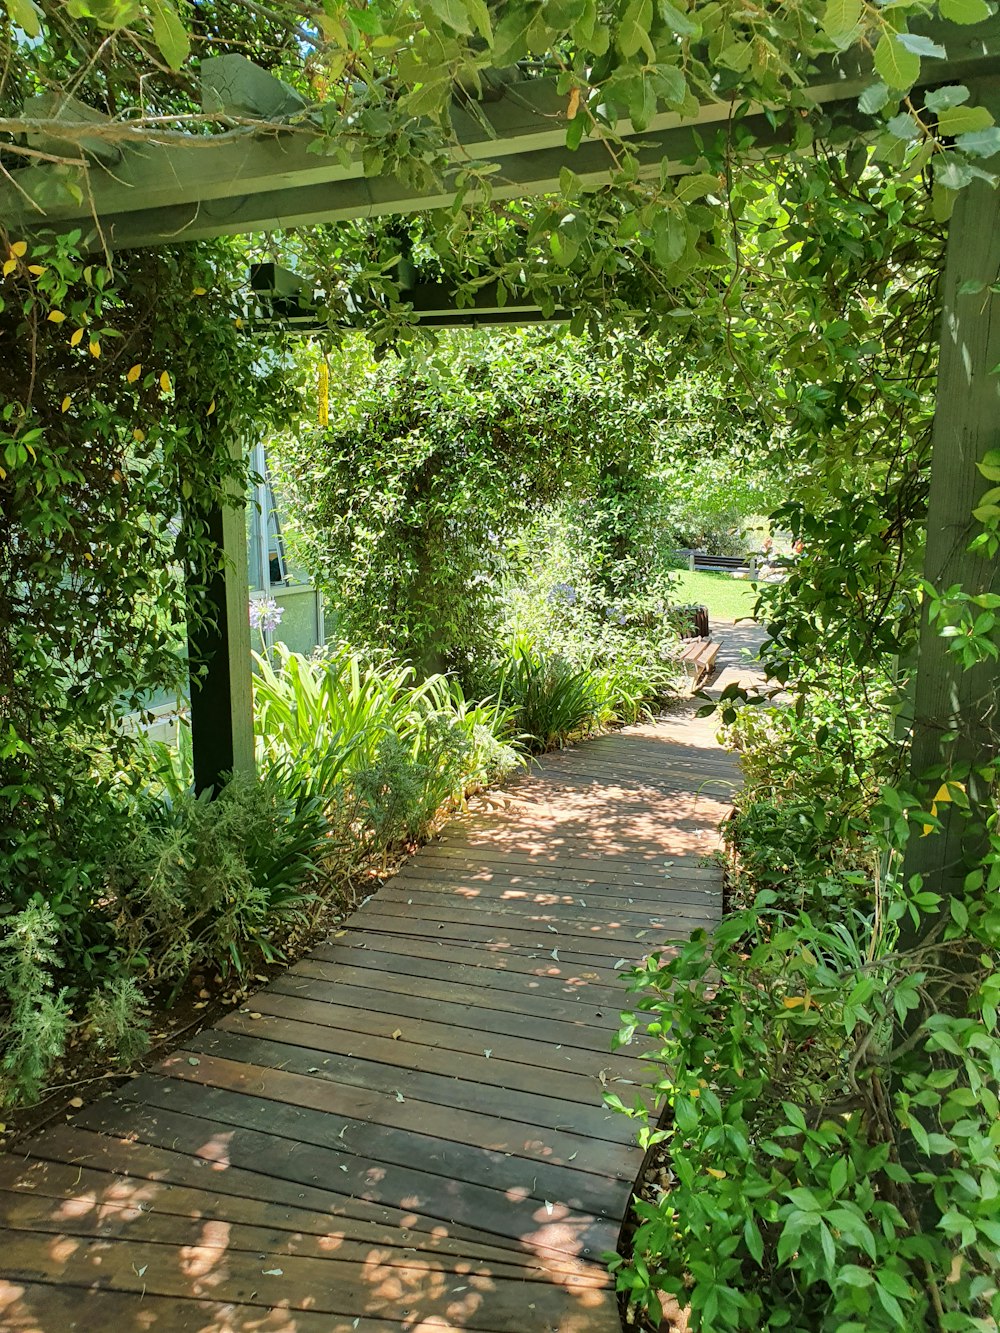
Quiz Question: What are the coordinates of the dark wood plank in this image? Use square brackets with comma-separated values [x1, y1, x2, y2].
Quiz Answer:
[72, 1097, 621, 1260]
[212, 1007, 650, 1103]
[154, 1043, 638, 1176]
[341, 906, 706, 957]
[274, 969, 624, 1046]
[0, 1233, 618, 1329]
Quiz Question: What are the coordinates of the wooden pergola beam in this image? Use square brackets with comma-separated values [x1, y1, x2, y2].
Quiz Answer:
[4, 19, 999, 246]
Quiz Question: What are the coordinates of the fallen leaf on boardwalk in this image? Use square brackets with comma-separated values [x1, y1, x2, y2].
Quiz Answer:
[550, 949, 559, 961]
[547, 925, 557, 933]
[334, 930, 347, 938]
[614, 958, 628, 970]
[134, 1264, 147, 1277]
[249, 1012, 262, 1020]
[391, 1029, 402, 1040]
[262, 1267, 283, 1276]
[187, 1057, 200, 1066]
[568, 1152, 577, 1161]
[395, 1091, 405, 1102]
[544, 1201, 554, 1215]
[483, 1049, 492, 1059]
[307, 1066, 320, 1073]
[68, 1097, 84, 1108]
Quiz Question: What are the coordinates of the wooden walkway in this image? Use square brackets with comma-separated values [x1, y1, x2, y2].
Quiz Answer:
[0, 708, 736, 1333]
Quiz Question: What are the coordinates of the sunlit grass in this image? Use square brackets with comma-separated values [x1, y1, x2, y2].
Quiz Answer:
[670, 569, 758, 623]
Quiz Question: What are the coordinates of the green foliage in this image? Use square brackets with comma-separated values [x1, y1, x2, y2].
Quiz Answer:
[85, 976, 151, 1064]
[0, 902, 73, 1106]
[103, 770, 326, 988]
[0, 230, 292, 915]
[611, 692, 1000, 1331]
[252, 640, 523, 861]
[495, 632, 609, 751]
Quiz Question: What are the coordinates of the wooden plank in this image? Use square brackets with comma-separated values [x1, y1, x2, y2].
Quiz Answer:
[319, 931, 638, 982]
[0, 1172, 547, 1271]
[382, 867, 721, 909]
[338, 905, 707, 956]
[6, 1126, 507, 1249]
[211, 1007, 650, 1101]
[266, 974, 628, 1063]
[0, 1189, 579, 1282]
[73, 1097, 621, 1260]
[284, 960, 628, 1031]
[308, 935, 635, 1001]
[196, 1002, 634, 1141]
[372, 881, 720, 926]
[0, 1280, 410, 1333]
[0, 1233, 619, 1329]
[152, 1045, 637, 1178]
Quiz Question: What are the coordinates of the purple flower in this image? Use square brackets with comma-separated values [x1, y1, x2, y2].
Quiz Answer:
[249, 596, 284, 633]
[547, 582, 577, 606]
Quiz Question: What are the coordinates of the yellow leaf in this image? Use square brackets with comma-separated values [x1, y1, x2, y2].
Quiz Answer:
[61, 395, 71, 413]
[47, 309, 67, 323]
[68, 1096, 84, 1109]
[782, 996, 806, 1009]
[89, 340, 101, 359]
[70, 328, 84, 347]
[233, 316, 244, 329]
[391, 1029, 402, 1040]
[28, 264, 46, 276]
[133, 428, 146, 442]
[192, 286, 207, 295]
[2, 259, 16, 277]
[82, 551, 93, 562]
[706, 1168, 727, 1179]
[207, 399, 216, 415]
[159, 370, 172, 393]
[0, 466, 5, 480]
[127, 363, 142, 383]
[9, 241, 27, 257]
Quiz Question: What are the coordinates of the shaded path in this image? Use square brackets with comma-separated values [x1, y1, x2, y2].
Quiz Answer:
[0, 707, 736, 1333]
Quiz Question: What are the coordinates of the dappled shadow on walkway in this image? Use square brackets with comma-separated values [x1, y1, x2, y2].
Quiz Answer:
[0, 707, 735, 1333]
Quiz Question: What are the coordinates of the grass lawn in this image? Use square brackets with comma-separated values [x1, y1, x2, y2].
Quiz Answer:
[670, 569, 758, 623]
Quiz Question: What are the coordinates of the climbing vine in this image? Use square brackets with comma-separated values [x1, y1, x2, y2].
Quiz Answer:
[0, 230, 291, 935]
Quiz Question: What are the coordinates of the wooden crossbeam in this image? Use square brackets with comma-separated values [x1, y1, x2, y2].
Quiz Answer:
[3, 19, 998, 246]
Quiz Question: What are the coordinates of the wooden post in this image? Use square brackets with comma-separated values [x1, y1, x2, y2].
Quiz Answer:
[185, 441, 255, 793]
[900, 126, 1000, 925]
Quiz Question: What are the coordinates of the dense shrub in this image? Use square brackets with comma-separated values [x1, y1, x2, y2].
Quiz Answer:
[609, 693, 1000, 1332]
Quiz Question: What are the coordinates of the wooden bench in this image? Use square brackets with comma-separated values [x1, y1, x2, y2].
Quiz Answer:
[680, 636, 720, 685]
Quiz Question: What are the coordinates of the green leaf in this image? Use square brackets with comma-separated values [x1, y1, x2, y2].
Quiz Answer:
[658, 0, 699, 37]
[618, 0, 654, 59]
[939, 104, 994, 137]
[148, 0, 189, 71]
[940, 0, 991, 22]
[651, 210, 686, 266]
[491, 5, 532, 63]
[924, 84, 970, 113]
[823, 0, 861, 41]
[8, 0, 42, 36]
[427, 0, 474, 35]
[935, 155, 975, 189]
[896, 32, 946, 59]
[676, 172, 721, 203]
[887, 112, 918, 142]
[874, 34, 921, 90]
[957, 127, 1000, 158]
[858, 82, 890, 115]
